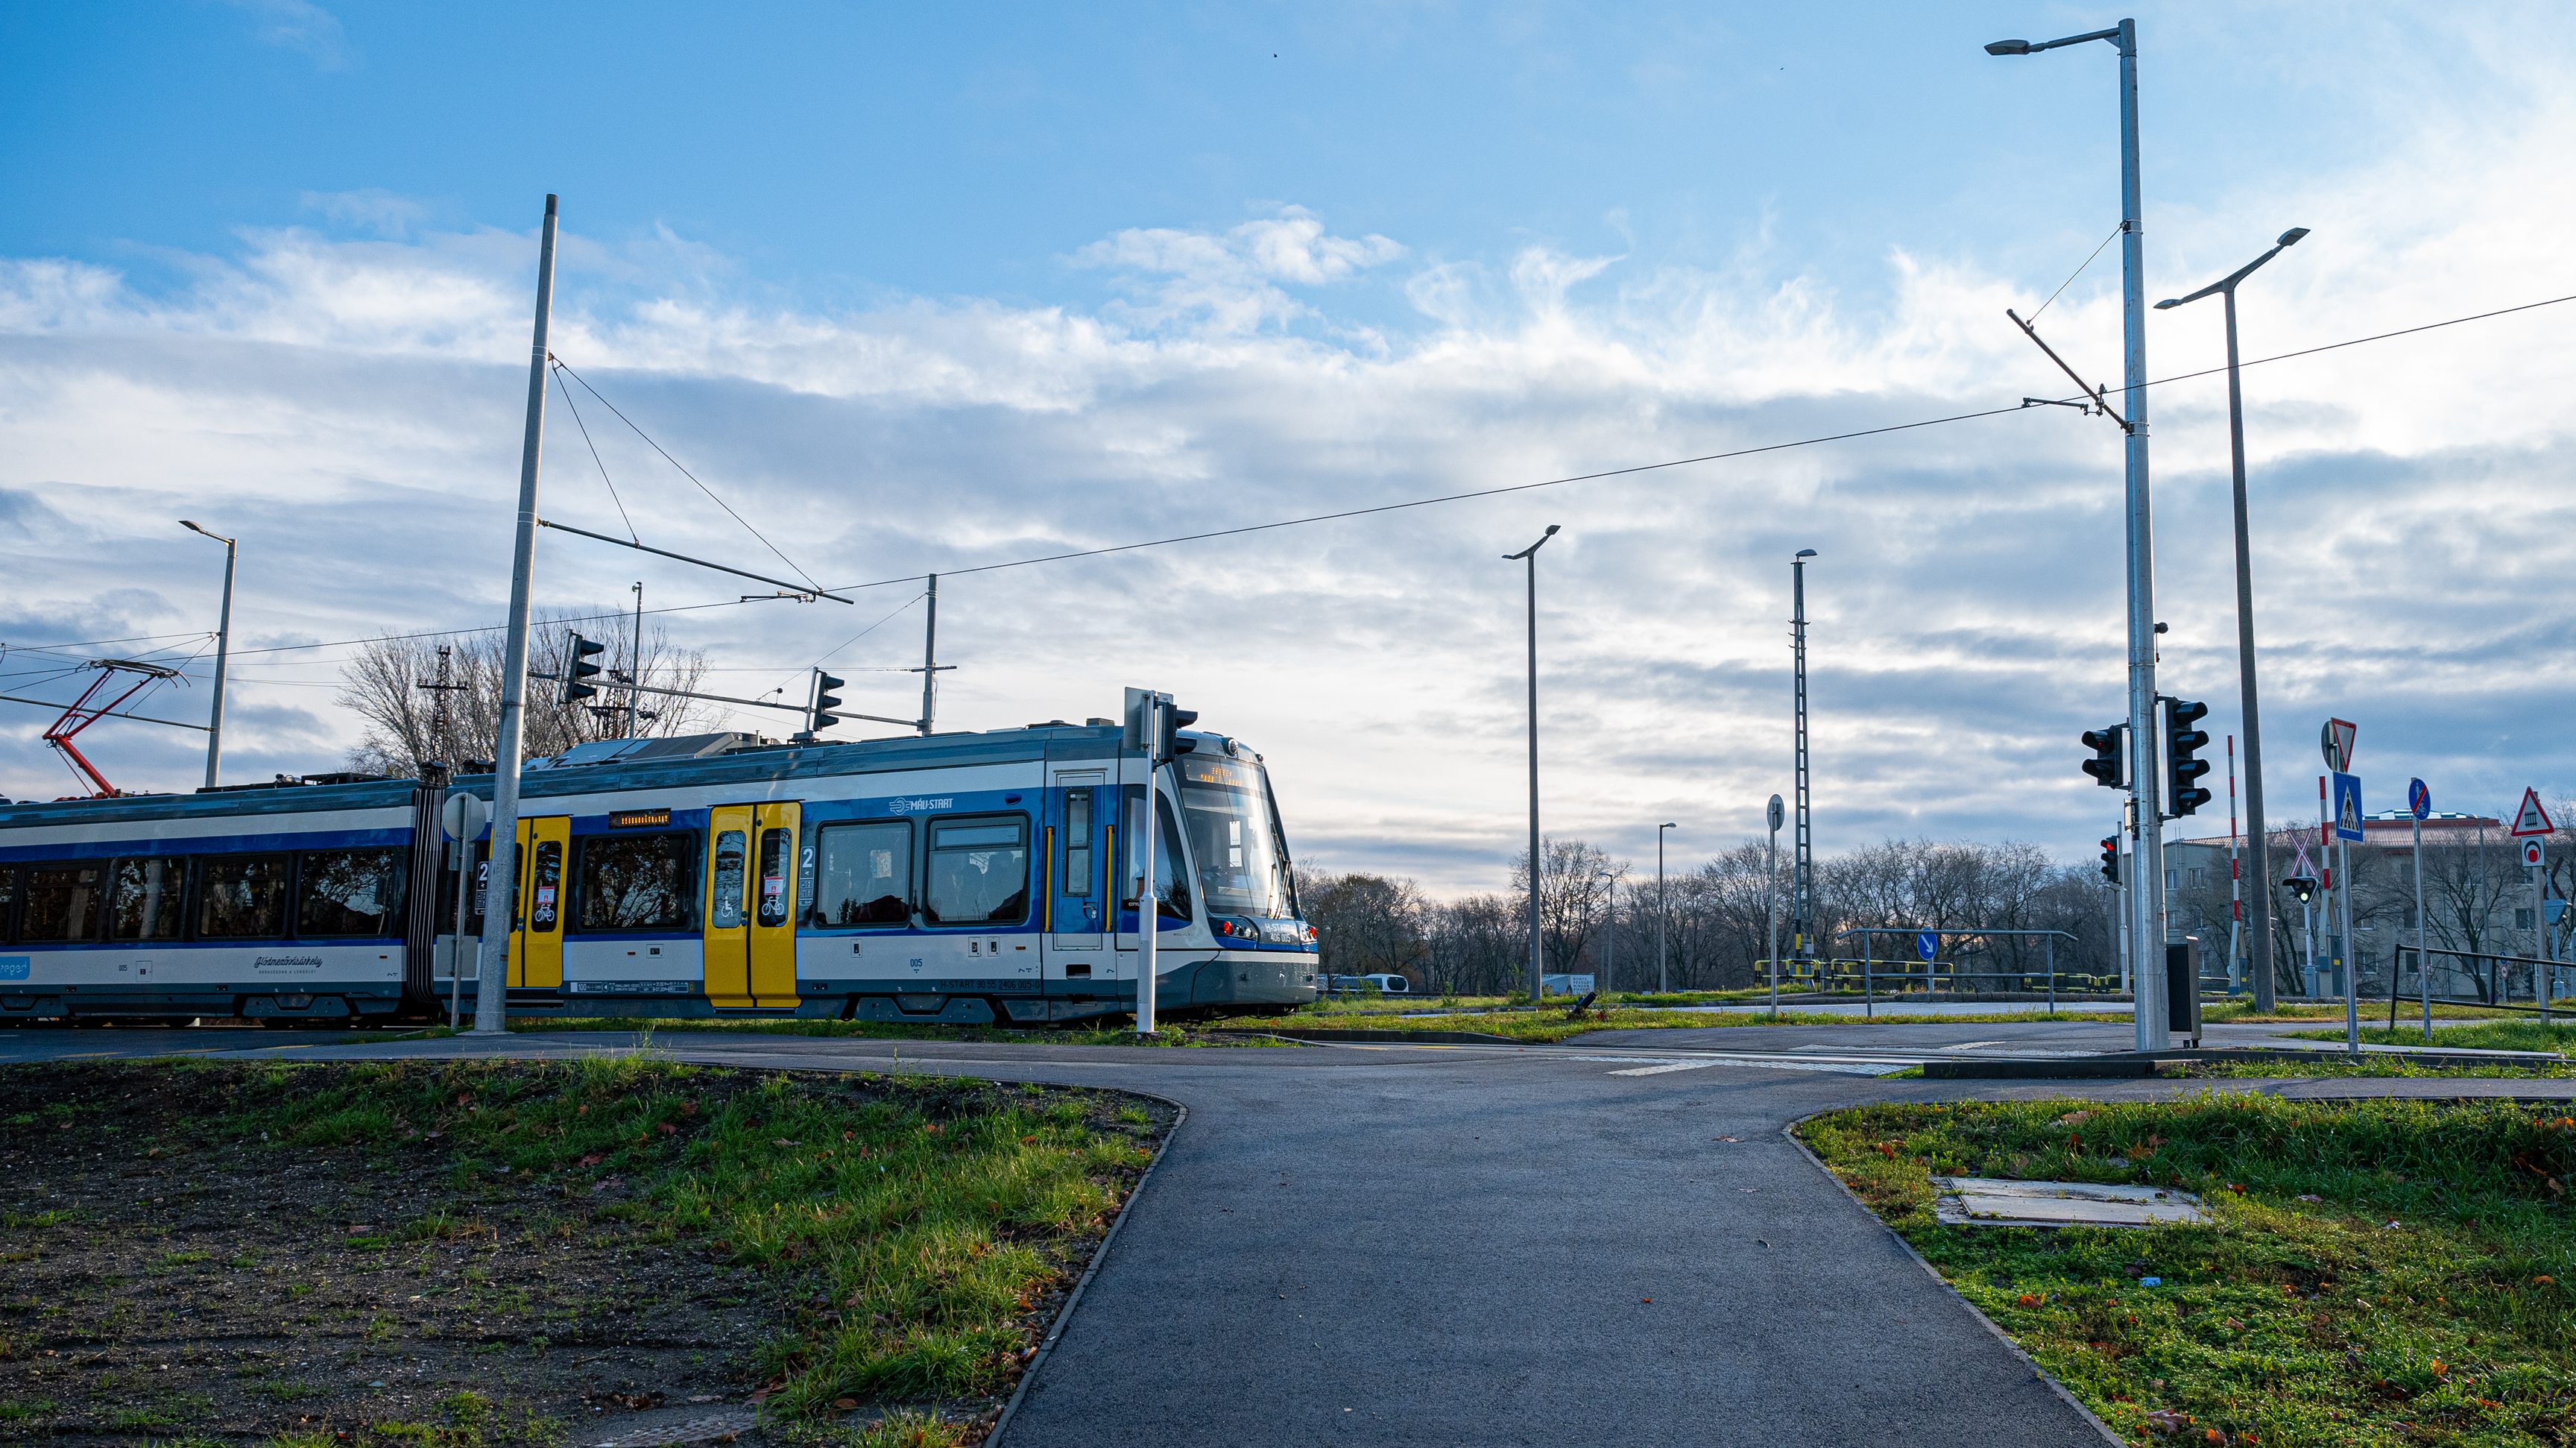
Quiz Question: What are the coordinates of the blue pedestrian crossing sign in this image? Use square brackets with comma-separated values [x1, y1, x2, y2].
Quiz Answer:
[2332, 772, 2364, 842]
[2408, 778, 2431, 821]
[1915, 931, 1938, 961]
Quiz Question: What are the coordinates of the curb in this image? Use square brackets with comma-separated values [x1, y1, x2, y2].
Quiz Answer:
[1926, 1045, 2563, 1080]
[983, 1091, 1189, 1448]
[1780, 1111, 2127, 1448]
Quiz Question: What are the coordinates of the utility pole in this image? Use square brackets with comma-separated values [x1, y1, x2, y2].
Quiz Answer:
[1790, 549, 1817, 968]
[1985, 17, 2165, 1053]
[1764, 793, 1784, 1016]
[180, 520, 237, 788]
[473, 192, 559, 1035]
[626, 582, 645, 737]
[417, 644, 464, 764]
[918, 573, 940, 735]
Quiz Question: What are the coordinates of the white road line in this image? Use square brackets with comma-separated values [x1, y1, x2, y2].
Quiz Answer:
[1606, 1060, 1720, 1077]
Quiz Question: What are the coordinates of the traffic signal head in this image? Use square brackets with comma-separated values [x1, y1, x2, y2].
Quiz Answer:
[561, 632, 606, 704]
[2097, 836, 2120, 886]
[2162, 696, 2212, 816]
[2284, 875, 2316, 904]
[2080, 725, 2125, 789]
[809, 670, 845, 732]
[1123, 689, 1199, 760]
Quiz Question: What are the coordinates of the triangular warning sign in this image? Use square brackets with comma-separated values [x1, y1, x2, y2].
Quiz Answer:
[2511, 787, 2554, 838]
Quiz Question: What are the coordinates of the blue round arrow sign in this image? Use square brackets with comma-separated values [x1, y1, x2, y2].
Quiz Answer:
[2408, 777, 2431, 821]
[1915, 930, 1938, 961]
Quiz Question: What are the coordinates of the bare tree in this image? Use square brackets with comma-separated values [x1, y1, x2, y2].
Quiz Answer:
[1510, 837, 1616, 978]
[1298, 870, 1429, 984]
[337, 607, 713, 777]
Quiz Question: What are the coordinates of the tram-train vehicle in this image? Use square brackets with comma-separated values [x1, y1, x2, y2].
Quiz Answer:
[0, 720, 1319, 1026]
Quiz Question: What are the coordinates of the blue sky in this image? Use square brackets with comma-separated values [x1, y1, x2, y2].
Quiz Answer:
[5, 2, 2574, 891]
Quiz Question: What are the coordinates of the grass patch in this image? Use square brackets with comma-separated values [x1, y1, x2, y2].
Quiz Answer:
[1799, 1095, 2576, 1445]
[2, 1059, 1167, 1445]
[2285, 1021, 2576, 1056]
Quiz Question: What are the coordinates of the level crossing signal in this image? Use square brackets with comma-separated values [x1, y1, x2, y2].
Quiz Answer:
[561, 632, 606, 705]
[809, 670, 845, 733]
[2097, 836, 2120, 885]
[2161, 696, 2212, 816]
[2283, 874, 2317, 904]
[2080, 724, 2125, 789]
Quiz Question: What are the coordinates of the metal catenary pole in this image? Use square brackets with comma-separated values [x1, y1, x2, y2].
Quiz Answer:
[625, 582, 644, 737]
[1790, 551, 1816, 964]
[918, 572, 939, 735]
[1764, 799, 1782, 1017]
[203, 532, 236, 788]
[472, 192, 560, 1034]
[2115, 19, 2170, 1053]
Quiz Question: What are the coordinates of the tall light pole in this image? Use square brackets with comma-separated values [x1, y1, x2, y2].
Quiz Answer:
[1790, 549, 1817, 966]
[474, 193, 561, 1035]
[178, 520, 236, 790]
[1656, 822, 1677, 993]
[1988, 19, 2168, 1051]
[1505, 524, 1560, 1006]
[2155, 225, 2307, 1014]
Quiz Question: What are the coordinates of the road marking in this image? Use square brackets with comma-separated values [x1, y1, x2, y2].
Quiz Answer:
[1573, 1054, 1915, 1078]
[1606, 1060, 1720, 1077]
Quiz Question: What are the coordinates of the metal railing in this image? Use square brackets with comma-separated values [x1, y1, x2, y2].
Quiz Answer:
[2385, 945, 2566, 1033]
[1759, 956, 2121, 1018]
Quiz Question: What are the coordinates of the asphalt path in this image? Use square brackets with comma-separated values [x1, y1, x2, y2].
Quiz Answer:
[7, 1024, 2572, 1446]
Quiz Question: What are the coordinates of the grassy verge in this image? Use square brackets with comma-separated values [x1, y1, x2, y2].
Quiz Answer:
[2285, 1021, 2576, 1055]
[0, 1058, 1166, 1446]
[2181, 1057, 2576, 1080]
[2200, 1001, 2516, 1026]
[1799, 1096, 2576, 1446]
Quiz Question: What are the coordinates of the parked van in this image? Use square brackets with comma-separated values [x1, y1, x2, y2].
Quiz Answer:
[1361, 973, 1410, 995]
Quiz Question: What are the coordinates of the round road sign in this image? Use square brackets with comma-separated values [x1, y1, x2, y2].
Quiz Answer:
[2408, 778, 2431, 821]
[1767, 794, 1785, 833]
[2524, 840, 2545, 870]
[440, 791, 489, 843]
[1915, 931, 1938, 962]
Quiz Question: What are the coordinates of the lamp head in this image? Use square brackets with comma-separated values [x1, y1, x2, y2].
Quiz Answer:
[2277, 226, 2310, 247]
[1661, 821, 1677, 830]
[180, 519, 203, 534]
[1544, 524, 1561, 538]
[1794, 547, 1817, 559]
[2153, 298, 2179, 309]
[1984, 38, 2032, 54]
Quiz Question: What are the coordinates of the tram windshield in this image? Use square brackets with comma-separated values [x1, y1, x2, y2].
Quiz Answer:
[1175, 752, 1295, 919]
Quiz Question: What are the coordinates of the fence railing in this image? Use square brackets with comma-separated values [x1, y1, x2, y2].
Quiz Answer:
[2383, 944, 2566, 1030]
[1755, 957, 2123, 1017]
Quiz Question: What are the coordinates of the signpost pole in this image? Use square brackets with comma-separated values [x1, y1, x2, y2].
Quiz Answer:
[2339, 828, 2358, 1053]
[2411, 781, 2431, 1042]
[2534, 840, 2547, 1020]
[1138, 694, 1160, 1037]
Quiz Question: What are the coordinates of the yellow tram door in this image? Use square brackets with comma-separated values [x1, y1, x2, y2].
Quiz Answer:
[748, 802, 801, 1008]
[508, 815, 571, 989]
[704, 805, 754, 1008]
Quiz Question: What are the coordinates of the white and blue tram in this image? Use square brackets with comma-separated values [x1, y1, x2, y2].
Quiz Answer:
[0, 721, 1319, 1025]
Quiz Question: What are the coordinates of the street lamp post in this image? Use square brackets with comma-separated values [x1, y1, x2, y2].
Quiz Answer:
[1505, 525, 1560, 1007]
[179, 520, 236, 790]
[1988, 19, 2168, 1051]
[2155, 225, 2307, 1015]
[1656, 822, 1677, 994]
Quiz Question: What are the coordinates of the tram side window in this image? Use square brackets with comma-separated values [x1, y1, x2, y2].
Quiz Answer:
[0, 866, 14, 942]
[298, 848, 408, 937]
[575, 832, 698, 931]
[108, 857, 187, 941]
[810, 822, 912, 926]
[198, 854, 291, 939]
[19, 862, 105, 943]
[924, 816, 1029, 927]
[1061, 789, 1093, 898]
[757, 826, 792, 928]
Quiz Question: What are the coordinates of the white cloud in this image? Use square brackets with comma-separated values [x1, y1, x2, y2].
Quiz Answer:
[7, 75, 2576, 891]
[224, 0, 353, 71]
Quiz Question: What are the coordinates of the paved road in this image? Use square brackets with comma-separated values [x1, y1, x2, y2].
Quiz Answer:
[7, 1024, 2570, 1446]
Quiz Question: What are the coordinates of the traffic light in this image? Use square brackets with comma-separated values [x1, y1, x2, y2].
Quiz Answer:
[2284, 875, 2317, 904]
[809, 670, 845, 733]
[2080, 724, 2125, 789]
[2098, 836, 2120, 886]
[2162, 696, 2212, 816]
[1123, 690, 1201, 760]
[561, 632, 606, 705]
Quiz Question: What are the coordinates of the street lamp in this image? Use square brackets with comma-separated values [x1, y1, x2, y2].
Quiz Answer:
[1656, 822, 1677, 994]
[179, 520, 236, 790]
[1504, 523, 1560, 1007]
[1988, 18, 2171, 1052]
[2155, 226, 2307, 1014]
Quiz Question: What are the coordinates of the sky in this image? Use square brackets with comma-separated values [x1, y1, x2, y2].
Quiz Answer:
[5, 1, 2575, 895]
